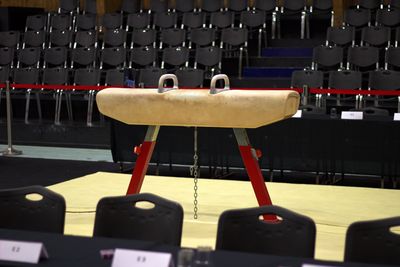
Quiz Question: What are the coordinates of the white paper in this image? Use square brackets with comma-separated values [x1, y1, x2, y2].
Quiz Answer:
[0, 240, 48, 264]
[293, 110, 302, 118]
[394, 113, 400, 121]
[341, 111, 363, 120]
[111, 248, 174, 267]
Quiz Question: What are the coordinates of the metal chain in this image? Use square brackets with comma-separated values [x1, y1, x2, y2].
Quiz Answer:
[190, 127, 200, 219]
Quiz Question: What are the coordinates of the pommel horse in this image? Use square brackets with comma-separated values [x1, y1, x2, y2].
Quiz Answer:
[97, 74, 300, 210]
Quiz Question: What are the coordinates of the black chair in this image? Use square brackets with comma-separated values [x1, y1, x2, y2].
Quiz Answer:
[0, 31, 21, 49]
[44, 46, 68, 68]
[182, 11, 206, 30]
[328, 70, 363, 107]
[104, 68, 125, 86]
[75, 13, 97, 31]
[368, 69, 400, 110]
[189, 27, 216, 49]
[361, 26, 391, 47]
[83, 0, 97, 14]
[375, 7, 400, 29]
[129, 46, 158, 68]
[42, 67, 71, 124]
[58, 0, 79, 14]
[93, 193, 184, 246]
[22, 30, 46, 49]
[159, 28, 186, 48]
[277, 0, 309, 39]
[175, 68, 204, 87]
[49, 13, 73, 31]
[291, 69, 324, 106]
[194, 46, 222, 78]
[326, 26, 355, 47]
[148, 0, 169, 14]
[347, 46, 380, 72]
[17, 47, 41, 68]
[126, 12, 151, 31]
[70, 47, 97, 68]
[174, 0, 196, 13]
[102, 13, 123, 30]
[130, 28, 157, 47]
[161, 46, 189, 70]
[357, 0, 382, 11]
[220, 27, 248, 78]
[344, 7, 371, 30]
[137, 67, 166, 87]
[228, 0, 248, 13]
[312, 45, 344, 71]
[49, 29, 73, 48]
[102, 28, 127, 48]
[153, 11, 178, 29]
[0, 186, 66, 233]
[0, 47, 15, 69]
[216, 205, 316, 258]
[201, 0, 224, 13]
[100, 47, 127, 69]
[25, 14, 47, 32]
[210, 11, 234, 30]
[73, 68, 101, 126]
[240, 9, 267, 56]
[74, 30, 98, 48]
[121, 0, 141, 14]
[344, 216, 400, 266]
[385, 46, 400, 70]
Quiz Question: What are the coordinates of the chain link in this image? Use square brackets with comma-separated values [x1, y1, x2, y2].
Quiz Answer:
[190, 127, 200, 219]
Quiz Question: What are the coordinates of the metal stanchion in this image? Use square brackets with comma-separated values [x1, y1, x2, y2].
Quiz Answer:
[1, 81, 22, 156]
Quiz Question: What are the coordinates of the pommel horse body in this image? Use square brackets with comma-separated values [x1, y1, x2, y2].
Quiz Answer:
[97, 74, 300, 210]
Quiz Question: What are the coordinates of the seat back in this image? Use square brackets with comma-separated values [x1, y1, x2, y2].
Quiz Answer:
[312, 45, 343, 71]
[182, 12, 206, 29]
[228, 0, 248, 12]
[344, 8, 371, 28]
[129, 46, 157, 67]
[376, 8, 400, 28]
[23, 30, 46, 48]
[347, 46, 379, 71]
[131, 28, 157, 47]
[103, 28, 127, 48]
[326, 26, 355, 47]
[0, 186, 66, 233]
[74, 68, 101, 85]
[368, 69, 400, 90]
[42, 67, 69, 85]
[312, 0, 333, 11]
[216, 205, 316, 258]
[149, 0, 169, 13]
[160, 28, 186, 48]
[126, 13, 151, 30]
[291, 69, 324, 88]
[344, 217, 400, 265]
[0, 31, 20, 48]
[253, 0, 276, 12]
[201, 0, 224, 12]
[153, 11, 178, 29]
[162, 46, 189, 69]
[175, 68, 204, 87]
[44, 46, 68, 67]
[210, 11, 234, 29]
[328, 70, 362, 89]
[93, 193, 184, 246]
[241, 9, 266, 28]
[100, 47, 127, 69]
[105, 69, 125, 86]
[121, 0, 141, 14]
[25, 14, 47, 31]
[361, 26, 391, 47]
[137, 67, 166, 87]
[102, 13, 123, 30]
[75, 13, 97, 31]
[49, 29, 73, 48]
[175, 0, 195, 13]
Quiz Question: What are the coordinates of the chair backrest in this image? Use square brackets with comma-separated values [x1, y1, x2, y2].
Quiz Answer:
[358, 0, 382, 10]
[216, 205, 316, 258]
[42, 67, 69, 85]
[131, 28, 157, 47]
[175, 68, 204, 87]
[74, 30, 97, 48]
[361, 26, 391, 47]
[344, 217, 400, 265]
[190, 28, 216, 47]
[83, 0, 97, 14]
[210, 11, 234, 29]
[385, 46, 400, 69]
[49, 29, 73, 48]
[253, 0, 276, 13]
[175, 0, 195, 13]
[0, 47, 15, 67]
[50, 13, 73, 31]
[13, 68, 40, 84]
[195, 46, 222, 68]
[376, 7, 400, 28]
[347, 46, 379, 71]
[74, 68, 100, 85]
[93, 193, 184, 246]
[153, 11, 178, 29]
[282, 0, 307, 12]
[182, 12, 206, 29]
[100, 47, 127, 69]
[326, 26, 355, 47]
[102, 12, 123, 30]
[129, 46, 157, 67]
[221, 27, 248, 46]
[201, 0, 224, 12]
[71, 46, 97, 68]
[75, 13, 97, 31]
[312, 45, 343, 71]
[17, 47, 41, 68]
[137, 67, 167, 87]
[103, 28, 127, 48]
[23, 30, 46, 48]
[58, 0, 79, 14]
[344, 8, 371, 28]
[240, 9, 266, 28]
[160, 28, 186, 48]
[291, 69, 324, 88]
[126, 13, 151, 30]
[228, 0, 248, 12]
[162, 46, 189, 69]
[121, 0, 141, 14]
[105, 68, 125, 86]
[0, 66, 11, 83]
[328, 70, 362, 89]
[0, 31, 20, 48]
[312, 0, 333, 11]
[149, 0, 169, 13]
[368, 69, 400, 90]
[44, 46, 68, 67]
[25, 14, 47, 31]
[0, 186, 66, 233]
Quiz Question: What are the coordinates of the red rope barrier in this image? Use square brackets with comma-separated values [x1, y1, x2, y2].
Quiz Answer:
[0, 83, 399, 96]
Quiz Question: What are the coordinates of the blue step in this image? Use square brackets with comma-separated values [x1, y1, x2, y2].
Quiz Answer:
[262, 47, 313, 58]
[243, 67, 302, 78]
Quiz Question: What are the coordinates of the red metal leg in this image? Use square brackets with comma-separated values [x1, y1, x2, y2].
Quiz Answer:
[126, 126, 160, 195]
